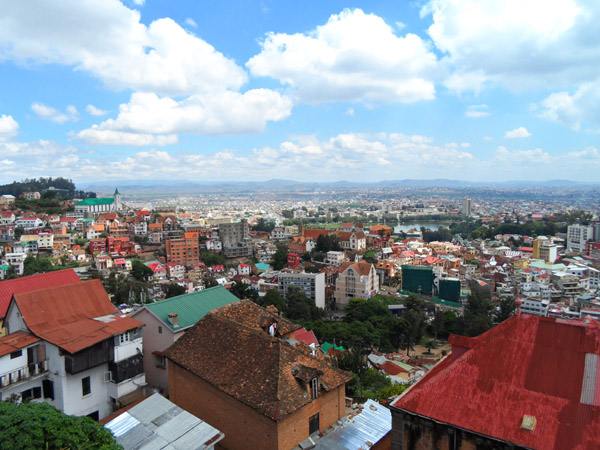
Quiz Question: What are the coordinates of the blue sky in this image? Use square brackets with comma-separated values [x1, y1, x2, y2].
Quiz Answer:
[0, 0, 599, 184]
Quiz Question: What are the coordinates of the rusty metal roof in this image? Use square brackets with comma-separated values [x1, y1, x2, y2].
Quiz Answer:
[12, 279, 143, 354]
[0, 330, 40, 357]
[0, 269, 80, 318]
[391, 314, 600, 450]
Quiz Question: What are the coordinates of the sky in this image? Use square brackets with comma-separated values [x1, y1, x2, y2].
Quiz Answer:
[0, 0, 599, 184]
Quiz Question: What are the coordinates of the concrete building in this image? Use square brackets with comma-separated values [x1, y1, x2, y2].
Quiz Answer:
[166, 232, 200, 267]
[325, 251, 345, 266]
[533, 236, 558, 263]
[461, 197, 472, 216]
[334, 261, 379, 307]
[278, 272, 326, 309]
[219, 219, 253, 258]
[567, 224, 594, 253]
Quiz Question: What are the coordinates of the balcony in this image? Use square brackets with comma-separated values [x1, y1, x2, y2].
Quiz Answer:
[0, 360, 48, 389]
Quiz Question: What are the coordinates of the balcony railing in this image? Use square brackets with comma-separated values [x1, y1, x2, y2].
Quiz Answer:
[0, 360, 48, 388]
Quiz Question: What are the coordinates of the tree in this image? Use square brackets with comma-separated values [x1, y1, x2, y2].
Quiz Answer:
[230, 281, 258, 301]
[286, 287, 321, 321]
[166, 283, 186, 299]
[0, 402, 120, 450]
[23, 256, 56, 276]
[259, 289, 287, 313]
[201, 251, 225, 267]
[131, 259, 153, 281]
[496, 297, 516, 323]
[462, 291, 494, 337]
[272, 249, 287, 270]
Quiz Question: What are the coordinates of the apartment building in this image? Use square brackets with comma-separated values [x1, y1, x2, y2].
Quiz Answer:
[219, 219, 253, 258]
[166, 232, 200, 266]
[567, 224, 594, 253]
[334, 261, 379, 307]
[278, 272, 326, 309]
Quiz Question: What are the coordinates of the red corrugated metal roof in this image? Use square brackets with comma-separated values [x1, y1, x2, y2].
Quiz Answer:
[12, 279, 143, 354]
[0, 269, 80, 319]
[293, 328, 318, 347]
[391, 314, 600, 449]
[0, 331, 40, 357]
[381, 361, 405, 375]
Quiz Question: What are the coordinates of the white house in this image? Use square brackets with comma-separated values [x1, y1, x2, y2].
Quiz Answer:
[3, 279, 145, 420]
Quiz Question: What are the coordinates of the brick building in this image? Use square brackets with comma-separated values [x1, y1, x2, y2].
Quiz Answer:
[390, 313, 600, 449]
[166, 232, 200, 266]
[165, 300, 351, 450]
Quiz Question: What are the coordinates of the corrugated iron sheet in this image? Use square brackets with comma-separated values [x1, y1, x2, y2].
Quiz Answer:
[0, 331, 40, 357]
[391, 314, 600, 450]
[314, 399, 391, 450]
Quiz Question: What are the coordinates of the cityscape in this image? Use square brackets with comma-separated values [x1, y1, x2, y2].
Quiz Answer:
[1, 1, 600, 450]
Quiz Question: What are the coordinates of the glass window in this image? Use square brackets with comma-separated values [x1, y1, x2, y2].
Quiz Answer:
[82, 376, 91, 396]
[10, 350, 22, 359]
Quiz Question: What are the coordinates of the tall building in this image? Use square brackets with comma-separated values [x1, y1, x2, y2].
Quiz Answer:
[334, 261, 379, 307]
[166, 232, 200, 266]
[278, 272, 326, 308]
[461, 197, 472, 216]
[219, 219, 253, 258]
[567, 224, 594, 253]
[532, 236, 558, 263]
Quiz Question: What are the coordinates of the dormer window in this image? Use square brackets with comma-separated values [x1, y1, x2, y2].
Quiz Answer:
[311, 377, 319, 399]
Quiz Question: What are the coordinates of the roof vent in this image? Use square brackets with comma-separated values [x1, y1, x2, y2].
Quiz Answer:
[167, 312, 179, 328]
[521, 415, 536, 431]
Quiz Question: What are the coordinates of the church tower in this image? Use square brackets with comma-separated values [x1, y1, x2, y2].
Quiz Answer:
[114, 188, 122, 211]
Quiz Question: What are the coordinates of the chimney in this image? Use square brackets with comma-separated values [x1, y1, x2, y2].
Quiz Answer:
[167, 312, 179, 328]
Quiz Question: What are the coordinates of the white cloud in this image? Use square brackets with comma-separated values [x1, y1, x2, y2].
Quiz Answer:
[537, 79, 600, 130]
[0, 1, 247, 96]
[0, 115, 19, 140]
[74, 128, 177, 146]
[184, 18, 197, 28]
[86, 105, 108, 116]
[505, 127, 531, 139]
[246, 8, 439, 103]
[344, 108, 354, 116]
[132, 0, 144, 5]
[423, 0, 599, 91]
[31, 103, 78, 124]
[466, 104, 490, 118]
[75, 90, 293, 144]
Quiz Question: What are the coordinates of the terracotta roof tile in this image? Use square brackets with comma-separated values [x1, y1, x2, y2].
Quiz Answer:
[164, 300, 350, 420]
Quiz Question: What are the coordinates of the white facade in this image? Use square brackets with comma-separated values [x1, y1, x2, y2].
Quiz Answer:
[567, 224, 594, 253]
[334, 262, 379, 306]
[326, 251, 345, 266]
[278, 272, 326, 309]
[520, 298, 550, 316]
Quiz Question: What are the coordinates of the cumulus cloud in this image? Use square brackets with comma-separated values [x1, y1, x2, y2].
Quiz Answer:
[31, 103, 78, 123]
[184, 18, 197, 28]
[86, 104, 108, 116]
[466, 104, 490, 118]
[75, 90, 293, 144]
[0, 115, 19, 140]
[0, 1, 246, 96]
[505, 127, 531, 139]
[537, 80, 600, 130]
[247, 8, 439, 103]
[423, 0, 599, 92]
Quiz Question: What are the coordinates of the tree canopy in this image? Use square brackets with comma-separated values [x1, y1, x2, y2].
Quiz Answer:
[0, 402, 121, 450]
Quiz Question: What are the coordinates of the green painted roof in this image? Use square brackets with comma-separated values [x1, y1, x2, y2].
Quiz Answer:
[0, 265, 10, 270]
[114, 188, 120, 195]
[76, 197, 114, 206]
[144, 286, 240, 331]
[322, 342, 345, 355]
[528, 261, 566, 271]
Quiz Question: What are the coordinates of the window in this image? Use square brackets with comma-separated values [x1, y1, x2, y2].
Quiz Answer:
[21, 387, 42, 401]
[82, 376, 91, 396]
[10, 350, 22, 359]
[155, 354, 166, 368]
[311, 377, 319, 399]
[309, 413, 320, 435]
[158, 326, 163, 334]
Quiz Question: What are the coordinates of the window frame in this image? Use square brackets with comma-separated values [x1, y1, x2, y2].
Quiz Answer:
[82, 376, 91, 397]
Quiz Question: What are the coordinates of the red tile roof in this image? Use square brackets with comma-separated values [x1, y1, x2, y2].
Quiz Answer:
[11, 279, 143, 354]
[391, 314, 600, 449]
[0, 269, 81, 319]
[303, 229, 329, 240]
[0, 331, 40, 357]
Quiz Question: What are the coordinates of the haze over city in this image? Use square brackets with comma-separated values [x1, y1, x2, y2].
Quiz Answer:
[1, 0, 599, 184]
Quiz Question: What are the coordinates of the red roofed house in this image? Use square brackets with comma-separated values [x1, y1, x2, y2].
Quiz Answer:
[0, 269, 81, 336]
[2, 279, 145, 420]
[165, 300, 351, 450]
[390, 314, 600, 450]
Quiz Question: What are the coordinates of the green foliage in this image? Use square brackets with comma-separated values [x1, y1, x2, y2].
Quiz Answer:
[363, 250, 376, 264]
[201, 251, 225, 267]
[130, 259, 153, 281]
[286, 287, 322, 321]
[375, 383, 410, 402]
[252, 217, 275, 233]
[315, 234, 342, 252]
[0, 402, 121, 450]
[421, 226, 453, 243]
[258, 289, 287, 313]
[230, 281, 258, 301]
[461, 290, 494, 336]
[103, 272, 149, 305]
[496, 297, 516, 323]
[272, 249, 287, 270]
[166, 283, 186, 299]
[23, 256, 57, 276]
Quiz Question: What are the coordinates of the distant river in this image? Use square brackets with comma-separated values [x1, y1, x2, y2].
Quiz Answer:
[394, 223, 451, 233]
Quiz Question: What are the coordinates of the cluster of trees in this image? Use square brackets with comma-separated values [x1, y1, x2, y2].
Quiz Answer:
[102, 271, 149, 305]
[250, 287, 322, 322]
[315, 234, 341, 253]
[200, 251, 226, 267]
[0, 402, 120, 449]
[251, 217, 276, 233]
[446, 218, 566, 241]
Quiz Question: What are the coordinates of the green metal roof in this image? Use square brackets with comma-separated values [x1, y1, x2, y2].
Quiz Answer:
[322, 342, 345, 355]
[144, 286, 240, 331]
[255, 262, 270, 272]
[76, 197, 114, 206]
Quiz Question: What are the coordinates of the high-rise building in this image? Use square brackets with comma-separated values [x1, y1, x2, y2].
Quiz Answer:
[532, 236, 558, 263]
[567, 224, 594, 253]
[219, 219, 253, 258]
[166, 232, 200, 266]
[461, 197, 472, 216]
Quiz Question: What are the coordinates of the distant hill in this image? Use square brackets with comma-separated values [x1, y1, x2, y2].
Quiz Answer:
[0, 177, 96, 199]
